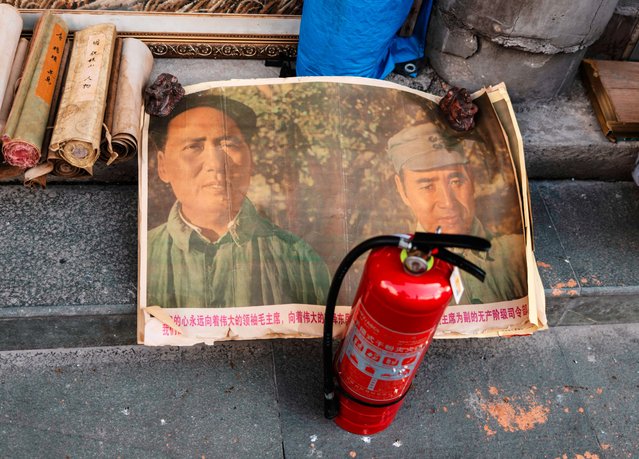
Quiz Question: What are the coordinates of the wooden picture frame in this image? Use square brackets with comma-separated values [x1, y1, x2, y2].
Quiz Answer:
[16, 6, 302, 59]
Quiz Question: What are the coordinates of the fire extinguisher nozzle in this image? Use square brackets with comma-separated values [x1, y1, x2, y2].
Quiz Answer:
[324, 393, 340, 419]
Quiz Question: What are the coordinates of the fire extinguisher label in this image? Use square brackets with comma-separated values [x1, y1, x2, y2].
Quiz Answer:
[337, 301, 432, 403]
[450, 266, 464, 304]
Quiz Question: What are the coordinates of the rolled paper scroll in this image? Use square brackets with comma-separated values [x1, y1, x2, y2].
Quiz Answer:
[51, 149, 90, 178]
[102, 38, 154, 165]
[0, 39, 29, 136]
[0, 38, 29, 181]
[100, 37, 123, 163]
[48, 23, 117, 176]
[0, 4, 23, 122]
[24, 40, 73, 187]
[2, 13, 69, 168]
[24, 151, 88, 183]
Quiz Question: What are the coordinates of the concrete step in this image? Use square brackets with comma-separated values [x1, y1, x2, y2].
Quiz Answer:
[1, 323, 637, 457]
[532, 180, 639, 325]
[1, 179, 637, 351]
[1, 57, 637, 351]
[516, 79, 638, 181]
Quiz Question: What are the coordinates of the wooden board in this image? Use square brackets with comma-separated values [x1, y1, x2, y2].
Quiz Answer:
[581, 59, 639, 142]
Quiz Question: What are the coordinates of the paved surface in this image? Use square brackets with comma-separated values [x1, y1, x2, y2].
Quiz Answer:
[1, 323, 637, 457]
[532, 181, 639, 326]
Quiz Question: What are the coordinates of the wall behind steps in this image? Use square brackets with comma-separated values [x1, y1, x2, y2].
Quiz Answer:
[425, 0, 620, 101]
[1, 0, 303, 14]
[587, 0, 639, 60]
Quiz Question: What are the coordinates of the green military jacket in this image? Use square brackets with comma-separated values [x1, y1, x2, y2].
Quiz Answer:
[147, 199, 330, 308]
[455, 218, 527, 304]
[419, 218, 527, 304]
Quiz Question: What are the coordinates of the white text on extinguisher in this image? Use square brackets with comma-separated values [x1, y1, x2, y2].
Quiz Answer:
[341, 324, 426, 391]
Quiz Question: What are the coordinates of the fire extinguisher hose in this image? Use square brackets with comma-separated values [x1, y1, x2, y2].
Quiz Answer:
[323, 235, 404, 419]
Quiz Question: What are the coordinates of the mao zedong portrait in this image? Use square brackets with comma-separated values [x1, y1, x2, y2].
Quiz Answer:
[147, 91, 330, 308]
[387, 123, 527, 304]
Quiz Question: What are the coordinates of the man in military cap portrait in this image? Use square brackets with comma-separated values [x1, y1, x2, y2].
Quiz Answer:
[388, 122, 527, 304]
[146, 89, 330, 308]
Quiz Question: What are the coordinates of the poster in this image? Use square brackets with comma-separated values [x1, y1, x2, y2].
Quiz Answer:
[138, 77, 546, 345]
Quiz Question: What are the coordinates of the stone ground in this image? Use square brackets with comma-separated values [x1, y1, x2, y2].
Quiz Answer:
[1, 323, 637, 458]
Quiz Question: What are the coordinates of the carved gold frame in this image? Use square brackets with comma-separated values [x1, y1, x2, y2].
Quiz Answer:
[130, 33, 297, 59]
[20, 11, 300, 59]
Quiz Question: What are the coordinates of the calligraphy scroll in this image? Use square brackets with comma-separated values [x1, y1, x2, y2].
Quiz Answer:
[100, 37, 123, 164]
[0, 38, 29, 181]
[102, 38, 154, 165]
[2, 13, 68, 169]
[0, 4, 23, 125]
[48, 23, 117, 176]
[0, 39, 29, 136]
[24, 40, 72, 187]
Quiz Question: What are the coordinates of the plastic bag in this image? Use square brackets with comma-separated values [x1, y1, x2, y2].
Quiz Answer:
[296, 0, 433, 79]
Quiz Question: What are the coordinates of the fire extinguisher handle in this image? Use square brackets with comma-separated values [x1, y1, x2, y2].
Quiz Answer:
[411, 232, 491, 252]
[435, 247, 486, 282]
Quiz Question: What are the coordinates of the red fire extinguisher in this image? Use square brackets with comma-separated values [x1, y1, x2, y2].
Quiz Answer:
[323, 232, 491, 435]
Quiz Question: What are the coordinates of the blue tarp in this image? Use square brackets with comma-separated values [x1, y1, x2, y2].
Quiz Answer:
[296, 0, 433, 79]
